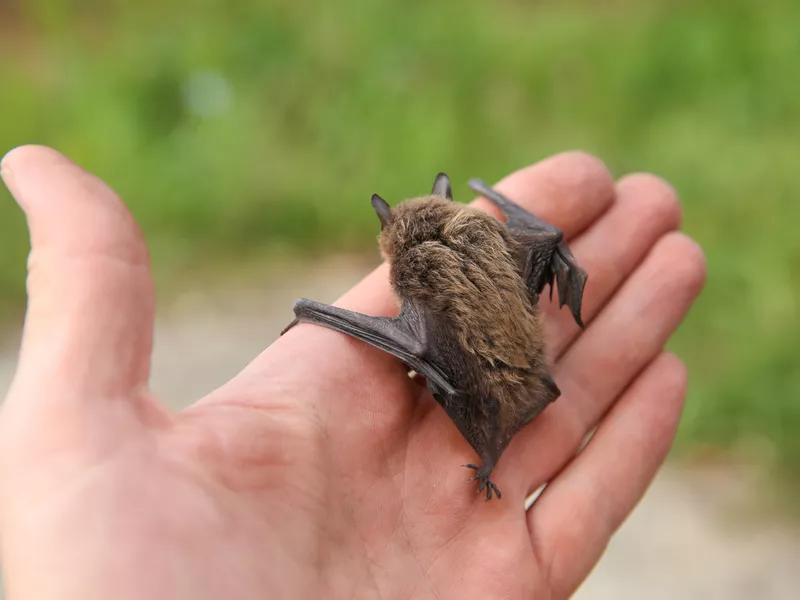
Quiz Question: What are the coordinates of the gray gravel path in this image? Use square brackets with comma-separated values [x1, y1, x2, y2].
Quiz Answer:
[0, 260, 797, 598]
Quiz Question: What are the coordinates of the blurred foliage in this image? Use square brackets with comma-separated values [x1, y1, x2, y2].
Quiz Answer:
[1, 0, 799, 485]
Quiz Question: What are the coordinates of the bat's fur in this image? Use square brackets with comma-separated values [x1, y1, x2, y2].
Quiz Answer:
[379, 197, 557, 437]
[284, 173, 586, 500]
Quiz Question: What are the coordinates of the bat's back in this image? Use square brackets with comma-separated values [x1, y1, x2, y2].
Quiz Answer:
[381, 196, 545, 378]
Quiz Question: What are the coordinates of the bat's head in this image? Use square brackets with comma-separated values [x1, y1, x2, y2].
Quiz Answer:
[373, 173, 520, 306]
[371, 173, 464, 263]
[371, 172, 453, 229]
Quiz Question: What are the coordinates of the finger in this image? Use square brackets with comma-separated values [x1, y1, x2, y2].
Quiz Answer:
[1, 145, 155, 405]
[527, 352, 687, 599]
[508, 233, 705, 491]
[542, 173, 682, 359]
[260, 152, 614, 382]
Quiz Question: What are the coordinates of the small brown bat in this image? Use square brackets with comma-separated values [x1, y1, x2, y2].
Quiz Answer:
[282, 173, 587, 500]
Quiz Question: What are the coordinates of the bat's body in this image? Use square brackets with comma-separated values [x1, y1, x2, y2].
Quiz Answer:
[283, 174, 587, 500]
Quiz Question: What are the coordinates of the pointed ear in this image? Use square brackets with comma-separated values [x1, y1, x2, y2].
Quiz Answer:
[371, 193, 393, 229]
[431, 172, 452, 200]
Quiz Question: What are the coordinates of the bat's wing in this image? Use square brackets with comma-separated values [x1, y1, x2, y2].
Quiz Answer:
[287, 298, 458, 397]
[468, 178, 588, 328]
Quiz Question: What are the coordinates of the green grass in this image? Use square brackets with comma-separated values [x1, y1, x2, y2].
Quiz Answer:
[1, 1, 799, 485]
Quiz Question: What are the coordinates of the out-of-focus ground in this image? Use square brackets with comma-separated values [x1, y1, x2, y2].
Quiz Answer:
[0, 262, 797, 599]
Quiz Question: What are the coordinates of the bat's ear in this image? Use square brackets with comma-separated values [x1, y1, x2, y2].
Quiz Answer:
[431, 172, 453, 200]
[371, 193, 393, 230]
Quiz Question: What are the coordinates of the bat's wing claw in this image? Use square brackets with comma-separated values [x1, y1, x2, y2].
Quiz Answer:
[279, 318, 300, 336]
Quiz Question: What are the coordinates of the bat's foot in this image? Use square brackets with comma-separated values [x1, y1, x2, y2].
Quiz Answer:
[463, 464, 502, 500]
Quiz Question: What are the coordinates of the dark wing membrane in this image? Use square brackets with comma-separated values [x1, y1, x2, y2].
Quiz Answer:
[551, 242, 588, 327]
[291, 298, 457, 396]
[468, 178, 587, 328]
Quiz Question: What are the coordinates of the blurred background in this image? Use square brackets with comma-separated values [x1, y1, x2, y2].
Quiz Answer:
[0, 0, 798, 597]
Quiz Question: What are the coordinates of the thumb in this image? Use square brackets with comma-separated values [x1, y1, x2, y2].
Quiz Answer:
[1, 145, 155, 407]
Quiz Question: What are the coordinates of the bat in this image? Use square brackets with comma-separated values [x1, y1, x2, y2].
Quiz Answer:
[281, 173, 587, 500]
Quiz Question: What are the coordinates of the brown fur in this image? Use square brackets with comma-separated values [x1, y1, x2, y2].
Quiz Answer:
[378, 195, 550, 434]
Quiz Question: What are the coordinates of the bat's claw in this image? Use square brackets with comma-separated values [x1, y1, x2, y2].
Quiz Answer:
[463, 464, 502, 500]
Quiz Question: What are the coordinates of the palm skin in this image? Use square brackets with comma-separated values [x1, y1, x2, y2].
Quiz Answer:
[0, 146, 705, 600]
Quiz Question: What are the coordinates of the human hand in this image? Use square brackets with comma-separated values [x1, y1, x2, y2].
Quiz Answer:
[0, 146, 705, 599]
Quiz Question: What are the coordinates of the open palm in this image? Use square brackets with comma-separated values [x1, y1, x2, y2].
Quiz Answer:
[0, 146, 705, 600]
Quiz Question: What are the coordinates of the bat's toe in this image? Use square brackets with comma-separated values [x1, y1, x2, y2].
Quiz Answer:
[463, 463, 502, 500]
